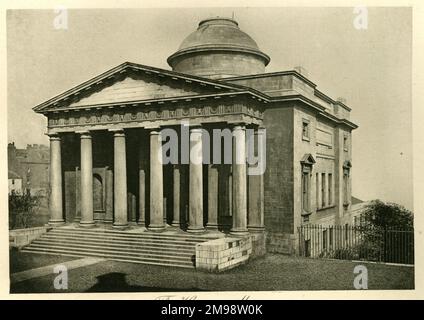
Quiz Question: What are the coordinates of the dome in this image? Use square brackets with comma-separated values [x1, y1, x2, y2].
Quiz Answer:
[167, 17, 270, 79]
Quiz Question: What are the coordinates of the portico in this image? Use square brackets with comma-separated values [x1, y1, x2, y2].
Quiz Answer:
[41, 65, 265, 237]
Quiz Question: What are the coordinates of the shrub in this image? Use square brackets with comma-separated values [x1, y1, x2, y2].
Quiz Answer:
[9, 190, 41, 229]
[360, 200, 413, 230]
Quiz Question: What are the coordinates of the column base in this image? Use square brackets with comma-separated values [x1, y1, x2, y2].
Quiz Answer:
[113, 223, 129, 229]
[48, 219, 65, 226]
[171, 221, 181, 228]
[230, 228, 249, 237]
[137, 220, 146, 226]
[206, 224, 219, 231]
[248, 226, 265, 233]
[79, 220, 95, 228]
[187, 226, 206, 233]
[147, 224, 165, 232]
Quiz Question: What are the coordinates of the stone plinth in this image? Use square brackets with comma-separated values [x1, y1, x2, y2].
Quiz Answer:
[9, 226, 51, 248]
[195, 237, 252, 272]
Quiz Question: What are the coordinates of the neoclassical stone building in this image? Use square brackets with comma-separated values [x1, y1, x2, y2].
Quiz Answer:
[33, 17, 357, 255]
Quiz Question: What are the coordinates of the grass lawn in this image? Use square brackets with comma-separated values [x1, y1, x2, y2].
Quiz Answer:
[10, 252, 414, 293]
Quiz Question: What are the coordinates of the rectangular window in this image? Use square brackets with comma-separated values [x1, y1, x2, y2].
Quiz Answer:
[328, 173, 333, 205]
[329, 227, 333, 247]
[302, 171, 310, 212]
[316, 173, 319, 209]
[302, 120, 310, 141]
[321, 173, 326, 207]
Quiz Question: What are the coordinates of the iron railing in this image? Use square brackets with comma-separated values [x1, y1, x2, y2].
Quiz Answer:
[298, 224, 414, 265]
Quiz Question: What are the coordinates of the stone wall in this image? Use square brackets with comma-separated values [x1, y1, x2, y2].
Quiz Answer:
[9, 226, 50, 248]
[171, 52, 266, 79]
[261, 104, 297, 254]
[262, 104, 294, 235]
[266, 232, 297, 255]
[195, 237, 252, 272]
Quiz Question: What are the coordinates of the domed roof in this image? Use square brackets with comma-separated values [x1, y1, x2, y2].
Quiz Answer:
[168, 17, 270, 67]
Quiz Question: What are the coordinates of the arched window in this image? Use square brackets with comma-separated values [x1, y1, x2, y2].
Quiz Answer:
[93, 174, 104, 211]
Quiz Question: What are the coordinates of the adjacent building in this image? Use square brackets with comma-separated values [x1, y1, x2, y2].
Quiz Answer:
[8, 170, 22, 194]
[7, 142, 50, 196]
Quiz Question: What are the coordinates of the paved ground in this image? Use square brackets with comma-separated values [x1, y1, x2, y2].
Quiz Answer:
[9, 248, 78, 273]
[11, 257, 105, 283]
[9, 251, 414, 293]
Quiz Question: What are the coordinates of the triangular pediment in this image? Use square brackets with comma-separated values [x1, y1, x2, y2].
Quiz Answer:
[300, 153, 316, 166]
[33, 62, 245, 113]
[68, 74, 210, 108]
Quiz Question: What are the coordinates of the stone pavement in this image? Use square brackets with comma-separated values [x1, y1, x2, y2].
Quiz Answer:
[10, 256, 105, 283]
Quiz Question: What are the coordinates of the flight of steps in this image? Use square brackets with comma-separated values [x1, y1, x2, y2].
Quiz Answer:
[22, 227, 219, 268]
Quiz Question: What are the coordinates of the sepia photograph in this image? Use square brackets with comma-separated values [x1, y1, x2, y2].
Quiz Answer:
[3, 1, 421, 300]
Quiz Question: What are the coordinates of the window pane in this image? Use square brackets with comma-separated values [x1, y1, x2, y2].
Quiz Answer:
[328, 173, 332, 205]
[302, 172, 309, 211]
[316, 173, 319, 208]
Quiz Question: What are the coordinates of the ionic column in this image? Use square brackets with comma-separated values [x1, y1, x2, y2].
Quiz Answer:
[172, 164, 181, 227]
[231, 125, 248, 236]
[207, 164, 219, 230]
[188, 127, 205, 233]
[48, 133, 64, 225]
[112, 129, 128, 229]
[248, 128, 265, 232]
[148, 130, 165, 231]
[79, 131, 95, 227]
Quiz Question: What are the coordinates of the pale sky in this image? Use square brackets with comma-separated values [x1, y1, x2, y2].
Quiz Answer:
[7, 7, 413, 209]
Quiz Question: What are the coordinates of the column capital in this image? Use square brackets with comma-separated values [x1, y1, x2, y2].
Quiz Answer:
[109, 128, 125, 137]
[46, 132, 61, 141]
[149, 129, 161, 136]
[232, 123, 246, 131]
[77, 131, 92, 139]
[189, 127, 203, 134]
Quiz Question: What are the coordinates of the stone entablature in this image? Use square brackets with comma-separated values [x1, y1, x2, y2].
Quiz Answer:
[34, 62, 356, 134]
[46, 96, 264, 133]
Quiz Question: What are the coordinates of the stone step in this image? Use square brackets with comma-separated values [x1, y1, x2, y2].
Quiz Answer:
[24, 227, 218, 268]
[21, 247, 194, 268]
[46, 231, 210, 243]
[49, 228, 217, 241]
[26, 243, 194, 262]
[41, 233, 204, 245]
[32, 238, 196, 252]
[31, 239, 195, 254]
